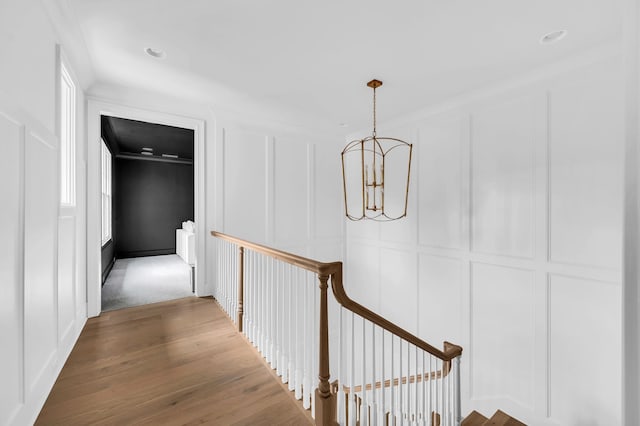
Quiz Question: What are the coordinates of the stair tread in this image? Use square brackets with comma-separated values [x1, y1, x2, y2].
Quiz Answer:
[461, 410, 489, 426]
[484, 409, 527, 426]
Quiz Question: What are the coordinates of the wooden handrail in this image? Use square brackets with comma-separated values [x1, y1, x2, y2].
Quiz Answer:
[211, 231, 462, 361]
[330, 268, 462, 361]
[211, 231, 342, 276]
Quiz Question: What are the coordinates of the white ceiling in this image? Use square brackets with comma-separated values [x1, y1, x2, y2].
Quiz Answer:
[66, 0, 623, 130]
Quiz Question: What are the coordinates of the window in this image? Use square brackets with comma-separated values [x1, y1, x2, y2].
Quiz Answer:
[101, 139, 112, 245]
[60, 59, 76, 206]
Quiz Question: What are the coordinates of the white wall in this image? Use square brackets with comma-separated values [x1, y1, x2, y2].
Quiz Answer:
[0, 0, 88, 424]
[344, 53, 624, 425]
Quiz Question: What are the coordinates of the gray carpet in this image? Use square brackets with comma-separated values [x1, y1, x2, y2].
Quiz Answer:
[102, 254, 194, 312]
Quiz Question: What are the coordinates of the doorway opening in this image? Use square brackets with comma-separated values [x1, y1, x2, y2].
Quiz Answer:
[100, 116, 195, 311]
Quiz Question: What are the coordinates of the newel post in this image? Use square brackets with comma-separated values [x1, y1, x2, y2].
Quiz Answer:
[315, 273, 337, 425]
[237, 246, 244, 332]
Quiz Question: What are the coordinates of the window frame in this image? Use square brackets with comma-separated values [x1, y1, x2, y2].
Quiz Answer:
[101, 139, 112, 246]
[59, 51, 77, 207]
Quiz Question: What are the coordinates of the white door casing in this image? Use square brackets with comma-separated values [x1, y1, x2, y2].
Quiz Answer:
[86, 98, 206, 317]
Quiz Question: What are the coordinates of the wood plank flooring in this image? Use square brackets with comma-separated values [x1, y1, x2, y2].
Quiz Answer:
[36, 297, 313, 425]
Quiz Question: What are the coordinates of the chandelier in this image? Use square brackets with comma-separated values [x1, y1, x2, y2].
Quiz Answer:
[341, 79, 413, 221]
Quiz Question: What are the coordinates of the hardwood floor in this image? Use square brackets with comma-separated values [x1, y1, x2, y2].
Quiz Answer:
[36, 297, 313, 425]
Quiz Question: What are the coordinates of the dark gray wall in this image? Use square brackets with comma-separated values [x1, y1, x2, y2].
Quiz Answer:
[115, 158, 194, 258]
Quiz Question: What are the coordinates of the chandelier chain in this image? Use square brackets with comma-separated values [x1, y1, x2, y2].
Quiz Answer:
[372, 86, 377, 137]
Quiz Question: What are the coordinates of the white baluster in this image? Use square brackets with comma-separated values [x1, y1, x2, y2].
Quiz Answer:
[371, 323, 377, 426]
[302, 270, 310, 410]
[338, 306, 345, 425]
[445, 359, 449, 425]
[250, 251, 256, 342]
[349, 311, 356, 426]
[280, 264, 291, 383]
[277, 260, 281, 376]
[267, 256, 273, 363]
[259, 254, 265, 354]
[281, 262, 289, 384]
[222, 240, 226, 308]
[361, 317, 367, 426]
[273, 260, 282, 376]
[380, 329, 389, 424]
[272, 258, 277, 368]
[390, 334, 395, 426]
[216, 240, 218, 300]
[290, 265, 297, 393]
[439, 355, 443, 425]
[244, 250, 250, 339]
[228, 242, 232, 316]
[415, 345, 419, 425]
[228, 242, 232, 319]
[421, 352, 426, 426]
[398, 336, 403, 426]
[429, 354, 434, 426]
[311, 270, 318, 418]
[265, 257, 271, 363]
[224, 242, 228, 314]
[455, 357, 461, 425]
[251, 251, 256, 343]
[295, 267, 303, 400]
[407, 344, 411, 425]
[281, 261, 287, 382]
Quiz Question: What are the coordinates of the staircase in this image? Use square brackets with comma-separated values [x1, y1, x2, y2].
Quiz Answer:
[211, 231, 523, 425]
[462, 410, 526, 426]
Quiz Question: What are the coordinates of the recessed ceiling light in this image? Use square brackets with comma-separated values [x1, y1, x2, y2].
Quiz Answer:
[540, 30, 567, 45]
[142, 147, 153, 151]
[141, 151, 153, 156]
[144, 47, 166, 59]
[162, 154, 179, 159]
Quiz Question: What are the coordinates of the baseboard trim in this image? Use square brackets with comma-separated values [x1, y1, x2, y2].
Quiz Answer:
[102, 256, 116, 285]
[116, 249, 175, 258]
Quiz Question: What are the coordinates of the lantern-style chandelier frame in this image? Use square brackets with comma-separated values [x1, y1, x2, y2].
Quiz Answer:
[341, 79, 413, 221]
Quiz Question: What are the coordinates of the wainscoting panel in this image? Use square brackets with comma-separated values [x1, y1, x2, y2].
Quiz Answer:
[345, 242, 381, 312]
[274, 137, 308, 244]
[57, 216, 76, 345]
[379, 247, 418, 335]
[0, 112, 25, 425]
[418, 254, 463, 345]
[222, 130, 267, 242]
[548, 68, 624, 269]
[379, 126, 418, 245]
[471, 96, 537, 259]
[313, 138, 343, 242]
[470, 263, 535, 409]
[24, 129, 58, 395]
[418, 114, 465, 250]
[548, 274, 621, 425]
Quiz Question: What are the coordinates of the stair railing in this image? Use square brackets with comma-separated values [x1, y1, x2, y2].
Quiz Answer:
[211, 231, 463, 425]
